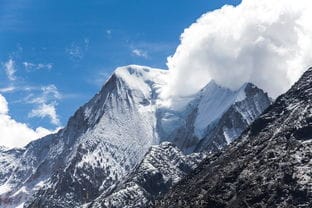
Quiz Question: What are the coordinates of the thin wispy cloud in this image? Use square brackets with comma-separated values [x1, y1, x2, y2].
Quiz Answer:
[23, 62, 53, 71]
[132, 49, 148, 58]
[3, 59, 16, 81]
[130, 41, 175, 54]
[28, 103, 60, 126]
[128, 41, 175, 62]
[66, 39, 90, 61]
[0, 86, 15, 93]
[0, 58, 63, 127]
[105, 29, 112, 39]
[84, 38, 90, 48]
[66, 44, 83, 60]
[25, 85, 62, 126]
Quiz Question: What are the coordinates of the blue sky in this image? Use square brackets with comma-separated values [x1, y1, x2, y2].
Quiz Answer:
[0, 0, 241, 131]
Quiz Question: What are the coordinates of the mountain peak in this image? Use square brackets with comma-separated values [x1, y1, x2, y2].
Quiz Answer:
[289, 66, 312, 93]
[114, 64, 166, 75]
[194, 81, 264, 137]
[158, 67, 312, 208]
[113, 65, 167, 83]
[110, 65, 168, 100]
[240, 82, 269, 98]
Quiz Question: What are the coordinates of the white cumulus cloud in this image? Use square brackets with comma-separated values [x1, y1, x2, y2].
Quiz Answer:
[0, 95, 9, 114]
[0, 94, 53, 148]
[163, 0, 312, 99]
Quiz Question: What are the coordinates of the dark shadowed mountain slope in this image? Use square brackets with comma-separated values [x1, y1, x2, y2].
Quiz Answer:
[88, 142, 206, 208]
[158, 68, 312, 208]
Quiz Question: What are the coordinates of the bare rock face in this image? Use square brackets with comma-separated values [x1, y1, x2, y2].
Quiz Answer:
[157, 68, 312, 208]
[89, 142, 206, 208]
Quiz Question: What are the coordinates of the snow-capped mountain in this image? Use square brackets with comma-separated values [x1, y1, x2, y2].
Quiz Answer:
[1, 65, 168, 208]
[88, 142, 206, 208]
[158, 81, 271, 153]
[0, 65, 270, 208]
[194, 82, 271, 152]
[157, 67, 312, 208]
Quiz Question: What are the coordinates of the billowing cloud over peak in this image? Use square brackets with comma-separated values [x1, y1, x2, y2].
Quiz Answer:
[163, 0, 312, 99]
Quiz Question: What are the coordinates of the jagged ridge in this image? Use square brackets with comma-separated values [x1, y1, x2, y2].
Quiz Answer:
[89, 142, 206, 208]
[157, 68, 312, 208]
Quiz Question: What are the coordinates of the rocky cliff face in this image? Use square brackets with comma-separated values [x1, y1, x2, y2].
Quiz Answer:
[88, 142, 206, 208]
[157, 68, 312, 208]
